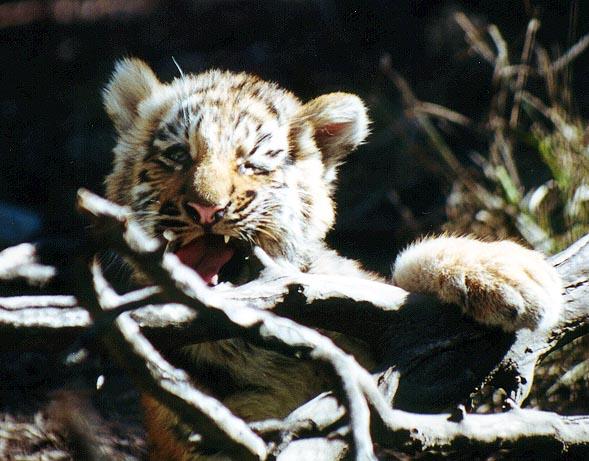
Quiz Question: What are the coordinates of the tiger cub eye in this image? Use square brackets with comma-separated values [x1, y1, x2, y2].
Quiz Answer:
[163, 145, 191, 168]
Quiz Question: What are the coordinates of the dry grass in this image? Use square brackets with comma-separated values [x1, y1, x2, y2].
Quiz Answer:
[385, 12, 589, 255]
[385, 12, 589, 415]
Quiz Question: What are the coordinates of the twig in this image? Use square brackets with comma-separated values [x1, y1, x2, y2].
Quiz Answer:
[380, 55, 472, 184]
[0, 295, 77, 309]
[266, 391, 589, 457]
[550, 31, 589, 74]
[0, 243, 55, 285]
[376, 398, 589, 452]
[510, 19, 539, 129]
[88, 259, 268, 461]
[379, 55, 500, 211]
[414, 102, 473, 127]
[487, 25, 510, 119]
[536, 46, 558, 104]
[454, 12, 496, 65]
[547, 358, 589, 396]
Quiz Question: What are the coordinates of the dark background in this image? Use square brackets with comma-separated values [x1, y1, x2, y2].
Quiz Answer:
[1, 0, 588, 274]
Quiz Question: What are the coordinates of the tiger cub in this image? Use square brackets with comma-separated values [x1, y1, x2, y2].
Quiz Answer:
[103, 58, 562, 460]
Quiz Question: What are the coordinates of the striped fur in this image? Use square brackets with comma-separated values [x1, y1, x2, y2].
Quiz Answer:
[104, 58, 373, 460]
[103, 59, 562, 460]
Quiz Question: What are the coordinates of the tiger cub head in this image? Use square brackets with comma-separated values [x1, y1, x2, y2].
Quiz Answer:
[103, 58, 369, 285]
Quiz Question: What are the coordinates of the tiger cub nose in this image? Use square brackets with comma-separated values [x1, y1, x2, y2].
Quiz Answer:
[185, 202, 226, 225]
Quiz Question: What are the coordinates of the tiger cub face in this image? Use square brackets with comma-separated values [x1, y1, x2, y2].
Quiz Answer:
[103, 58, 368, 285]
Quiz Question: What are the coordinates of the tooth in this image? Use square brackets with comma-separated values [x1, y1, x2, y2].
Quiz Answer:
[224, 235, 230, 244]
[163, 230, 176, 241]
[211, 274, 219, 286]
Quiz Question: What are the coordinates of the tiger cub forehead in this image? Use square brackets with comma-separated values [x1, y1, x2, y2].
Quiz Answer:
[149, 70, 298, 169]
[104, 58, 369, 172]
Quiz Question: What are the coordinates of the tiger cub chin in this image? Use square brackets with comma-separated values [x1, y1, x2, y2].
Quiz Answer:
[103, 58, 562, 460]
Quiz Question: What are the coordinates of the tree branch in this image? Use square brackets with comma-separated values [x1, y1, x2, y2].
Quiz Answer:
[267, 392, 589, 458]
[1, 189, 588, 459]
[85, 260, 267, 461]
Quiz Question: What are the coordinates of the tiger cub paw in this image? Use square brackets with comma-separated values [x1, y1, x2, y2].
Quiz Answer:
[392, 236, 563, 332]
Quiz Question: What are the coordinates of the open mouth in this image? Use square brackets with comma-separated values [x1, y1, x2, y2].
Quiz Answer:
[170, 234, 262, 286]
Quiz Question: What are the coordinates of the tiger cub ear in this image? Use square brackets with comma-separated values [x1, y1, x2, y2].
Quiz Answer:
[297, 92, 369, 178]
[103, 58, 160, 134]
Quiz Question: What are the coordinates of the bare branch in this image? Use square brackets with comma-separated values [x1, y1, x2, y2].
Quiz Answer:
[1, 190, 589, 459]
[261, 392, 589, 458]
[454, 12, 496, 65]
[510, 19, 539, 129]
[87, 259, 268, 461]
[549, 31, 589, 74]
[77, 188, 384, 461]
[76, 189, 589, 458]
[0, 243, 55, 285]
[414, 102, 473, 127]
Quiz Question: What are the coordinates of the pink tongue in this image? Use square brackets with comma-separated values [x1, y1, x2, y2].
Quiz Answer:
[175, 235, 235, 285]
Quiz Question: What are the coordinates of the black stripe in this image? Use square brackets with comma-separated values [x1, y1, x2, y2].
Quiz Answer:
[166, 122, 179, 135]
[151, 159, 175, 171]
[235, 112, 246, 128]
[248, 145, 260, 157]
[233, 79, 249, 93]
[136, 189, 156, 203]
[193, 82, 216, 94]
[250, 86, 279, 117]
[248, 133, 272, 157]
[156, 219, 188, 228]
[265, 149, 284, 158]
[144, 145, 159, 161]
[138, 170, 151, 183]
[192, 112, 203, 132]
[257, 133, 272, 144]
[159, 201, 180, 216]
[265, 101, 279, 117]
[155, 129, 168, 141]
[232, 197, 255, 215]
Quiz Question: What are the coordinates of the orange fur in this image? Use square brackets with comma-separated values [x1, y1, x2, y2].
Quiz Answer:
[103, 59, 563, 459]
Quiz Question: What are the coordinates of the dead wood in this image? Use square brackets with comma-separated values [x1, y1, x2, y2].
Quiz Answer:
[1, 189, 588, 459]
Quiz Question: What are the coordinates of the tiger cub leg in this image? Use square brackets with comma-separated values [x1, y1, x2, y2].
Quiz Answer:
[392, 236, 562, 331]
[141, 387, 307, 461]
[142, 394, 233, 461]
